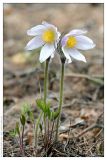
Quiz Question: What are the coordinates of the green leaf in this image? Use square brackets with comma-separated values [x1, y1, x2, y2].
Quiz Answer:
[36, 99, 45, 112]
[45, 102, 51, 119]
[21, 103, 31, 115]
[15, 122, 20, 135]
[20, 114, 26, 126]
[36, 99, 52, 119]
[29, 111, 34, 122]
[21, 103, 34, 122]
[51, 110, 60, 120]
[9, 129, 16, 137]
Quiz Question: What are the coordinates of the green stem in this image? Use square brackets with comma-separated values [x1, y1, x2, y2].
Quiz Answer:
[34, 59, 50, 153]
[55, 62, 65, 141]
[43, 59, 49, 144]
[21, 125, 25, 156]
[44, 59, 49, 104]
[34, 112, 43, 150]
[50, 120, 55, 142]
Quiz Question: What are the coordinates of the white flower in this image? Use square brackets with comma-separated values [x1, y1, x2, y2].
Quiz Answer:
[25, 21, 60, 63]
[61, 29, 95, 63]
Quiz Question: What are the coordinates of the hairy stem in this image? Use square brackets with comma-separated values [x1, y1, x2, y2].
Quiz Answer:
[50, 120, 55, 142]
[44, 59, 49, 104]
[55, 62, 65, 141]
[18, 133, 24, 155]
[21, 126, 25, 156]
[44, 59, 49, 144]
[34, 112, 43, 150]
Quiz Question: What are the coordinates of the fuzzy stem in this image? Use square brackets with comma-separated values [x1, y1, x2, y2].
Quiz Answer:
[21, 126, 25, 156]
[55, 62, 65, 141]
[19, 133, 24, 156]
[43, 59, 49, 144]
[50, 120, 55, 142]
[44, 59, 49, 104]
[34, 112, 43, 150]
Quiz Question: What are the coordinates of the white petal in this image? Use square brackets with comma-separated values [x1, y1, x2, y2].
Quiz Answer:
[42, 21, 57, 31]
[51, 52, 55, 59]
[27, 25, 46, 36]
[76, 35, 93, 43]
[39, 44, 55, 63]
[67, 48, 86, 62]
[42, 21, 60, 42]
[58, 32, 61, 38]
[49, 51, 56, 63]
[67, 29, 87, 36]
[61, 36, 68, 47]
[25, 36, 44, 50]
[56, 31, 61, 41]
[75, 35, 95, 50]
[62, 47, 72, 63]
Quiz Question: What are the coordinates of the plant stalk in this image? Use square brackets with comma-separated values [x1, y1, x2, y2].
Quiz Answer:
[55, 62, 65, 141]
[34, 112, 43, 150]
[44, 59, 49, 104]
[44, 59, 49, 144]
[21, 126, 25, 156]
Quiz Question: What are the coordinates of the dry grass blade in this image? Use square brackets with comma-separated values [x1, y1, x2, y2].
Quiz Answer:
[65, 73, 104, 85]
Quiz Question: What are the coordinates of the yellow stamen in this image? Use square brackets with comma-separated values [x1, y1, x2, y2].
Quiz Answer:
[66, 36, 77, 48]
[42, 29, 55, 43]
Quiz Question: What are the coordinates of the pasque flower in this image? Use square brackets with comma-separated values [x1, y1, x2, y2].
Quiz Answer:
[25, 21, 60, 63]
[61, 29, 95, 63]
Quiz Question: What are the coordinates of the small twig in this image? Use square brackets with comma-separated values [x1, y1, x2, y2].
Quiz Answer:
[95, 128, 103, 138]
[76, 123, 104, 138]
[64, 119, 72, 152]
[65, 73, 104, 85]
[42, 142, 54, 157]
[65, 73, 104, 79]
[86, 136, 102, 155]
[24, 151, 32, 157]
[59, 121, 86, 134]
[52, 147, 68, 156]
[53, 99, 99, 110]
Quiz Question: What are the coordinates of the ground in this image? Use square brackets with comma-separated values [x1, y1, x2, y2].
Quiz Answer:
[3, 3, 104, 157]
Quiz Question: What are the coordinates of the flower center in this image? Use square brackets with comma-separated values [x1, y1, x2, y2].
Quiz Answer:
[42, 29, 55, 43]
[66, 36, 77, 48]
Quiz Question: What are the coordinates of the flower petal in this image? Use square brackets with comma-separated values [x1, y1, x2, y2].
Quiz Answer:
[67, 48, 86, 62]
[42, 21, 60, 41]
[62, 47, 72, 63]
[27, 25, 46, 36]
[61, 36, 68, 47]
[39, 44, 55, 63]
[51, 52, 55, 59]
[76, 35, 93, 43]
[42, 21, 57, 31]
[25, 36, 44, 50]
[75, 35, 95, 50]
[56, 31, 61, 41]
[67, 29, 87, 36]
